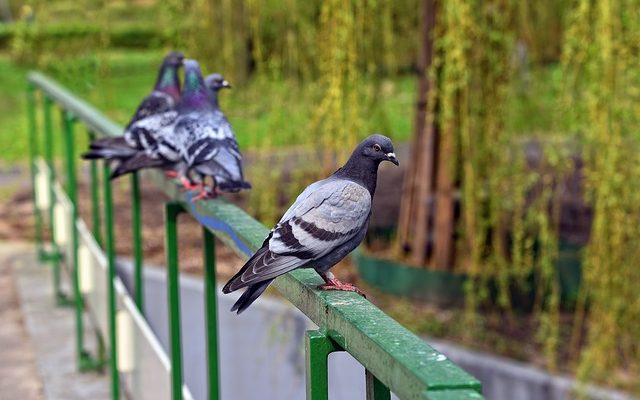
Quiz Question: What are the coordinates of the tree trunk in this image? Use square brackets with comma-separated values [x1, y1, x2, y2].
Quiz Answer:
[397, 0, 437, 266]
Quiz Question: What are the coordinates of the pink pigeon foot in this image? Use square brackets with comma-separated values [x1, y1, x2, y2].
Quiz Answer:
[178, 177, 203, 191]
[319, 272, 366, 297]
[191, 189, 218, 202]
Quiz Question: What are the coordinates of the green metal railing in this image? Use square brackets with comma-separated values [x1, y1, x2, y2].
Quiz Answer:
[26, 71, 484, 400]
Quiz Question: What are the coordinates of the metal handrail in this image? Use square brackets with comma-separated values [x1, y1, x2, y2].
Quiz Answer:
[27, 70, 483, 400]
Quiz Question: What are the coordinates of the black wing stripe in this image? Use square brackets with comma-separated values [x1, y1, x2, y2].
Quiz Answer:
[293, 217, 360, 242]
[273, 221, 315, 259]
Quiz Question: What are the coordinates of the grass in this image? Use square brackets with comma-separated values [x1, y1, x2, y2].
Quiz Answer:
[0, 49, 416, 163]
[0, 56, 29, 163]
[1, 47, 560, 163]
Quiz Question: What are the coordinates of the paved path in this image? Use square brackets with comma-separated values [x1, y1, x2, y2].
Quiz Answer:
[0, 242, 110, 400]
[0, 242, 44, 399]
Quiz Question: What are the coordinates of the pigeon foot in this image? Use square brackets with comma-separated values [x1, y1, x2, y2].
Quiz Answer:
[191, 189, 218, 202]
[165, 170, 180, 178]
[319, 272, 366, 297]
[180, 178, 202, 191]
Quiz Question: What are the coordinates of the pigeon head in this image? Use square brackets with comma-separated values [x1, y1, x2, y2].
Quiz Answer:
[335, 134, 399, 195]
[205, 73, 231, 108]
[355, 134, 399, 166]
[163, 51, 185, 67]
[156, 51, 184, 100]
[180, 59, 209, 110]
[205, 73, 232, 91]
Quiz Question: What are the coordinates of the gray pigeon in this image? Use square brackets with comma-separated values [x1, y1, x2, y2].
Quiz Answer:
[82, 51, 184, 179]
[222, 134, 399, 313]
[158, 60, 250, 200]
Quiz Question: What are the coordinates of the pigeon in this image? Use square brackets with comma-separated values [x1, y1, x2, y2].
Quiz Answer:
[158, 60, 251, 201]
[82, 51, 184, 179]
[205, 73, 232, 106]
[222, 134, 399, 313]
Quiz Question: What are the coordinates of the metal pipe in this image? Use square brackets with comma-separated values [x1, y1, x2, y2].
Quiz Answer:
[165, 202, 184, 400]
[62, 110, 85, 369]
[131, 172, 144, 313]
[365, 370, 391, 400]
[103, 162, 120, 400]
[203, 228, 219, 400]
[305, 330, 340, 400]
[89, 130, 102, 246]
[26, 83, 44, 258]
[44, 96, 65, 302]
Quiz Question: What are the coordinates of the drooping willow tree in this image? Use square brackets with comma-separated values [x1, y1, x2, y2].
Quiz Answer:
[396, 0, 613, 378]
[561, 0, 640, 388]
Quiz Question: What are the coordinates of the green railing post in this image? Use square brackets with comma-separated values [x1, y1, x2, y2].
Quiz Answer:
[305, 330, 341, 400]
[165, 202, 184, 400]
[62, 109, 87, 369]
[26, 83, 45, 259]
[89, 130, 102, 246]
[131, 172, 144, 313]
[44, 97, 69, 304]
[203, 228, 219, 400]
[103, 162, 120, 400]
[366, 370, 391, 400]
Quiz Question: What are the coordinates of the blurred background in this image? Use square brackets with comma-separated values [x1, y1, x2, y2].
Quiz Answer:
[0, 0, 638, 398]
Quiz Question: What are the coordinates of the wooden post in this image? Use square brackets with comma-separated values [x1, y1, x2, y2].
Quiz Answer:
[432, 121, 455, 270]
[398, 0, 437, 266]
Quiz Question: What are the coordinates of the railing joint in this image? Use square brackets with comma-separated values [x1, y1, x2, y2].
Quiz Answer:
[78, 351, 107, 372]
[55, 292, 75, 308]
[64, 110, 79, 123]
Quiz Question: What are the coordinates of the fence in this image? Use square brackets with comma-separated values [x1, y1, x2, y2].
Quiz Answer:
[26, 71, 484, 400]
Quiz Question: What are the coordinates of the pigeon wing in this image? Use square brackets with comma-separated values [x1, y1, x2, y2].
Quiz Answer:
[129, 110, 180, 159]
[270, 178, 371, 259]
[126, 91, 176, 129]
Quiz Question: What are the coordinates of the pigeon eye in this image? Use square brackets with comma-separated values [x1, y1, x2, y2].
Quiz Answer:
[373, 144, 381, 152]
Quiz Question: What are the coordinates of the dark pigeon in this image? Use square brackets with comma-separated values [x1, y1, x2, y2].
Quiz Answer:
[222, 134, 399, 313]
[159, 61, 250, 200]
[82, 51, 184, 179]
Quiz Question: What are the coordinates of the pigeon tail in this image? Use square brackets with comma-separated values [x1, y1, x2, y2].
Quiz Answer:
[89, 136, 128, 149]
[82, 147, 136, 161]
[217, 179, 252, 192]
[193, 149, 250, 193]
[229, 279, 273, 314]
[82, 137, 137, 161]
[109, 153, 168, 180]
[223, 243, 271, 294]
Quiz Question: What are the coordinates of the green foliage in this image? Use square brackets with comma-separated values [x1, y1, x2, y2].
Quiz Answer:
[429, 0, 572, 378]
[0, 55, 28, 163]
[561, 0, 640, 391]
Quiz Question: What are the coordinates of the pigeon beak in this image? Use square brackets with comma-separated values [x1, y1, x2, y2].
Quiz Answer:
[386, 152, 399, 166]
[222, 80, 232, 89]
